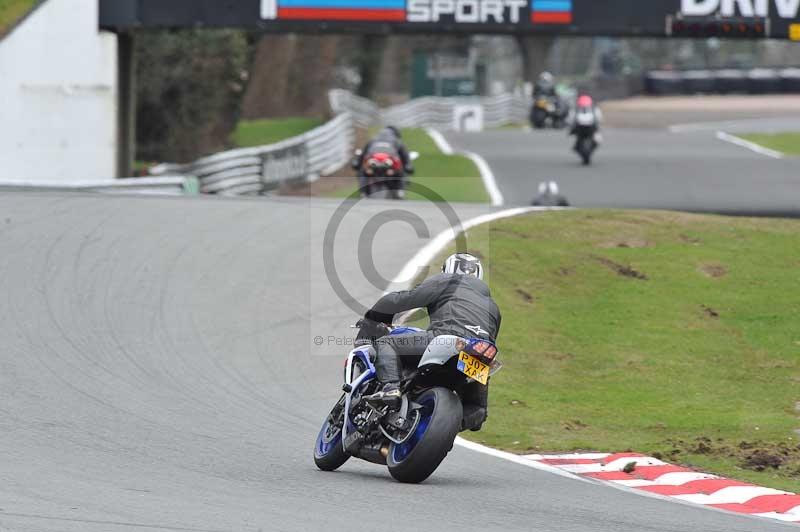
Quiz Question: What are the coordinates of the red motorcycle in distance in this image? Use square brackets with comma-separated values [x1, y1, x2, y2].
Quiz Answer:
[352, 149, 418, 200]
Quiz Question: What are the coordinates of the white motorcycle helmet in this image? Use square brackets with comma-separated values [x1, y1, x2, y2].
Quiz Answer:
[442, 253, 483, 280]
[538, 181, 559, 196]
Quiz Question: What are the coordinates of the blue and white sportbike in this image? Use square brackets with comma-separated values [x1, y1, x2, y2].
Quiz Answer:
[313, 323, 502, 483]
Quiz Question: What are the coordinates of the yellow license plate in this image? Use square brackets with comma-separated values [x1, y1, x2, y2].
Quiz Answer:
[457, 351, 490, 385]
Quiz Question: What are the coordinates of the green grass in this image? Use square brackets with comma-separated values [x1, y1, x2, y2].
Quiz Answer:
[230, 117, 323, 148]
[333, 128, 489, 203]
[0, 0, 37, 36]
[417, 209, 800, 491]
[740, 132, 800, 156]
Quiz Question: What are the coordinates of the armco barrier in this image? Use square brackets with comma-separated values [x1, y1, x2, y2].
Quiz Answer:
[748, 68, 782, 94]
[644, 71, 684, 95]
[149, 90, 529, 197]
[781, 68, 800, 92]
[329, 89, 530, 130]
[150, 113, 354, 195]
[646, 68, 800, 95]
[682, 70, 716, 94]
[715, 69, 749, 94]
[0, 176, 195, 195]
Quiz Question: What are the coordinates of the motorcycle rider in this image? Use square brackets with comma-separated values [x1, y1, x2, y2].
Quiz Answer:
[569, 93, 602, 151]
[532, 71, 569, 128]
[353, 126, 414, 198]
[533, 71, 557, 99]
[531, 181, 569, 207]
[356, 253, 500, 432]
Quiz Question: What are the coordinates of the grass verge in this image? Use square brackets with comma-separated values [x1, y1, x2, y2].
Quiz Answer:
[415, 209, 800, 491]
[331, 128, 489, 203]
[0, 0, 37, 37]
[230, 117, 322, 148]
[740, 132, 800, 156]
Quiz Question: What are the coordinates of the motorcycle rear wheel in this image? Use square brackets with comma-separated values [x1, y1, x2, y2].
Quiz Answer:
[579, 139, 594, 166]
[386, 387, 462, 484]
[531, 109, 547, 129]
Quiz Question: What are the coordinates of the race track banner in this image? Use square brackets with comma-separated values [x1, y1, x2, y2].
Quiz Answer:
[100, 0, 800, 38]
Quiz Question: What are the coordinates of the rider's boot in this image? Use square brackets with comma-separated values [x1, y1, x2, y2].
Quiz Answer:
[365, 382, 402, 410]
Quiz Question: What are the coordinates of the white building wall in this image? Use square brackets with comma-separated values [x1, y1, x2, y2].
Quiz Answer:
[0, 0, 118, 181]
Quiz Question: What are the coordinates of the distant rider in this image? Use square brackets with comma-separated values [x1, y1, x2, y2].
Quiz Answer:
[353, 126, 414, 198]
[356, 253, 501, 432]
[533, 71, 557, 99]
[531, 181, 569, 207]
[569, 93, 602, 151]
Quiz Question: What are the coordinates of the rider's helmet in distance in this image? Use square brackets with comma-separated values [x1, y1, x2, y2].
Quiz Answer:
[442, 253, 483, 280]
[576, 94, 594, 109]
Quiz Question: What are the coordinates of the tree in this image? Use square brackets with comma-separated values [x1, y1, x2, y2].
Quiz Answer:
[516, 35, 556, 82]
[136, 30, 249, 162]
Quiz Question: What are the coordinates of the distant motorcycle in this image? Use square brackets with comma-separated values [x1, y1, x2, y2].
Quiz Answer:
[570, 95, 601, 166]
[531, 95, 568, 129]
[352, 149, 418, 200]
[313, 323, 503, 483]
[574, 127, 598, 165]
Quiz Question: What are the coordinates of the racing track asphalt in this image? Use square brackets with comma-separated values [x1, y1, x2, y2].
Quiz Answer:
[0, 191, 795, 531]
[443, 125, 800, 216]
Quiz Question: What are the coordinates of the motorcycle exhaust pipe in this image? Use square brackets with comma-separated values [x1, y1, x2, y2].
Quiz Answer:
[357, 444, 388, 466]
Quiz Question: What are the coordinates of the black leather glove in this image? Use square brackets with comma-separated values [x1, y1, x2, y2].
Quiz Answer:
[354, 318, 389, 347]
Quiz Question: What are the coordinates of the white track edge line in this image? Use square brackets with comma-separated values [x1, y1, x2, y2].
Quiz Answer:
[425, 128, 455, 155]
[424, 127, 504, 207]
[715, 131, 784, 159]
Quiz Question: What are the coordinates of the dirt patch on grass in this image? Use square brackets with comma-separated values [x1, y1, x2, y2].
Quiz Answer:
[598, 238, 651, 249]
[561, 419, 588, 431]
[680, 233, 702, 245]
[542, 352, 574, 361]
[660, 437, 800, 475]
[699, 264, 727, 278]
[515, 288, 535, 303]
[489, 227, 531, 240]
[592, 255, 648, 280]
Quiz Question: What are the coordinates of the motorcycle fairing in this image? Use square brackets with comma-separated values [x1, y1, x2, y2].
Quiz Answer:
[341, 346, 376, 449]
[418, 335, 499, 368]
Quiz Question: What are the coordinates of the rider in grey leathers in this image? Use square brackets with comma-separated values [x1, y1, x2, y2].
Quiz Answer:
[357, 253, 500, 431]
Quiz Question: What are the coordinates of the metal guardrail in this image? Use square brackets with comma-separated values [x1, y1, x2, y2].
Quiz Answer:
[329, 89, 530, 130]
[645, 68, 800, 95]
[150, 113, 354, 195]
[328, 90, 380, 129]
[146, 90, 528, 197]
[0, 176, 195, 195]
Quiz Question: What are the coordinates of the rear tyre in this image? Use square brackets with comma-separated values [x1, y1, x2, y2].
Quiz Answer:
[386, 387, 462, 484]
[314, 395, 350, 471]
[579, 139, 593, 166]
[531, 109, 547, 129]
